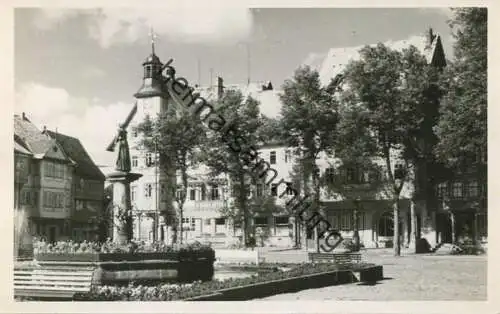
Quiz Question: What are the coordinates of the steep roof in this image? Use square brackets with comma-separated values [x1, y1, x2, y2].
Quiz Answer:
[14, 135, 32, 156]
[14, 114, 58, 157]
[303, 31, 446, 87]
[46, 130, 105, 181]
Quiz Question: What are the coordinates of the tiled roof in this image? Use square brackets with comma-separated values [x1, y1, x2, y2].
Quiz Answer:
[14, 114, 55, 156]
[303, 32, 444, 87]
[14, 136, 32, 155]
[46, 130, 105, 181]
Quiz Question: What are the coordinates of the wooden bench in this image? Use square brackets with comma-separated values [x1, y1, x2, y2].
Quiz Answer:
[308, 252, 362, 264]
[14, 266, 95, 300]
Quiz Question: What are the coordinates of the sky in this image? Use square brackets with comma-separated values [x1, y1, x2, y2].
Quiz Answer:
[14, 7, 455, 170]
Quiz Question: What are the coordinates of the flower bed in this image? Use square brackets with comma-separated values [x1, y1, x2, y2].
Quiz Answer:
[32, 239, 216, 284]
[74, 262, 381, 301]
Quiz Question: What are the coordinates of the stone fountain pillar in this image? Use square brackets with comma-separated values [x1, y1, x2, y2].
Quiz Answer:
[107, 171, 142, 245]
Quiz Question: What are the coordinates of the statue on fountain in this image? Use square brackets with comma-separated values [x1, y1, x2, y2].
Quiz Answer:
[106, 103, 137, 173]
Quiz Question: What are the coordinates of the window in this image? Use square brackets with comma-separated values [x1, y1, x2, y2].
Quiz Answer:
[145, 153, 153, 167]
[394, 164, 405, 180]
[271, 184, 278, 196]
[132, 129, 138, 137]
[378, 211, 394, 237]
[132, 156, 138, 167]
[76, 200, 85, 211]
[215, 218, 226, 225]
[341, 211, 352, 231]
[437, 182, 448, 198]
[211, 185, 220, 200]
[452, 182, 464, 198]
[256, 184, 263, 197]
[201, 185, 207, 200]
[254, 217, 268, 226]
[44, 162, 65, 178]
[131, 186, 137, 201]
[176, 189, 184, 200]
[274, 216, 289, 226]
[270, 151, 276, 164]
[285, 182, 295, 196]
[189, 188, 196, 201]
[325, 167, 335, 184]
[204, 218, 211, 226]
[144, 184, 153, 198]
[284, 150, 291, 163]
[346, 167, 356, 183]
[468, 181, 479, 197]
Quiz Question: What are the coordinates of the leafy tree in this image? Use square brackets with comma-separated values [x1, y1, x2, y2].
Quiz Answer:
[200, 90, 279, 246]
[280, 66, 339, 252]
[340, 43, 439, 256]
[134, 108, 206, 244]
[435, 8, 487, 202]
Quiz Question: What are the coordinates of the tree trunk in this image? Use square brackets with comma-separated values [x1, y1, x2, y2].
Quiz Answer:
[239, 175, 249, 247]
[409, 199, 418, 252]
[393, 200, 401, 256]
[313, 165, 321, 253]
[450, 211, 456, 244]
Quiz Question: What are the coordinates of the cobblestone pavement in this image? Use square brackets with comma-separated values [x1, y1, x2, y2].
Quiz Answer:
[259, 249, 487, 301]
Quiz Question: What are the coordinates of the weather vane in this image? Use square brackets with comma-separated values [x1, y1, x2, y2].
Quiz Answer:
[149, 26, 158, 54]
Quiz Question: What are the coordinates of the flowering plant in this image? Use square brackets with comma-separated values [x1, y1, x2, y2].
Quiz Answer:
[34, 238, 213, 255]
[75, 262, 374, 301]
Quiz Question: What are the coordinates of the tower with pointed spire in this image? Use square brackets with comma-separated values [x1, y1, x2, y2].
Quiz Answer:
[127, 28, 174, 243]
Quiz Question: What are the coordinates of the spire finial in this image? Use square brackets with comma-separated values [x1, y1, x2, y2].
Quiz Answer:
[149, 26, 157, 55]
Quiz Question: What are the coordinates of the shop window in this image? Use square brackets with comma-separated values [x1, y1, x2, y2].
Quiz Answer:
[254, 217, 267, 226]
[215, 218, 226, 225]
[274, 216, 289, 226]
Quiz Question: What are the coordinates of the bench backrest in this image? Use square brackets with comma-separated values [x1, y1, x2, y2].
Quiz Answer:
[308, 252, 362, 263]
[14, 266, 95, 298]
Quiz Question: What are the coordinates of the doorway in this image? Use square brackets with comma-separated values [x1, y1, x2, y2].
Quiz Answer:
[48, 226, 57, 243]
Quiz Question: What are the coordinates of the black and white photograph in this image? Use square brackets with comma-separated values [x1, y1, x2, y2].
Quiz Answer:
[8, 3, 491, 309]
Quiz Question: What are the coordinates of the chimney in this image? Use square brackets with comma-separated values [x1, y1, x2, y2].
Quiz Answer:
[42, 125, 47, 133]
[22, 112, 26, 120]
[217, 76, 224, 100]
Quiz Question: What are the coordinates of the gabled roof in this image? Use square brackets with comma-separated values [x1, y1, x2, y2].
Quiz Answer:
[303, 30, 446, 87]
[14, 136, 32, 156]
[46, 130, 105, 181]
[14, 114, 61, 158]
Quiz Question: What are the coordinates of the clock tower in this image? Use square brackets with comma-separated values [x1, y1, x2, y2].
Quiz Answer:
[129, 34, 174, 243]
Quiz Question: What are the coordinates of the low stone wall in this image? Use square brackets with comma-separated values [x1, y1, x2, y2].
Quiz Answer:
[35, 251, 215, 285]
[186, 265, 384, 301]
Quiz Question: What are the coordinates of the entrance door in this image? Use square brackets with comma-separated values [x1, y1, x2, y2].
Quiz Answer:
[437, 213, 452, 243]
[48, 226, 57, 243]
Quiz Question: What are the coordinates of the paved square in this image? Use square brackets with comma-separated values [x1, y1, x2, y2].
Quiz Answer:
[259, 249, 487, 301]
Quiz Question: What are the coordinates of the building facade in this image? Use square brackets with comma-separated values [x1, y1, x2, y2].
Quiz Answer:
[126, 28, 486, 249]
[14, 113, 105, 242]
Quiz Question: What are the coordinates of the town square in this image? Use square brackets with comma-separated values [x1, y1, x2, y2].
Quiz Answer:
[11, 6, 487, 304]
